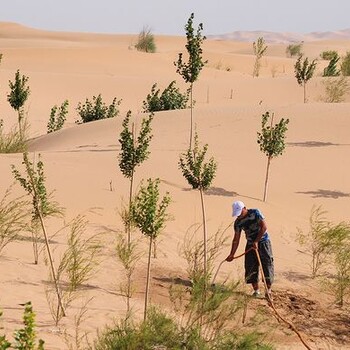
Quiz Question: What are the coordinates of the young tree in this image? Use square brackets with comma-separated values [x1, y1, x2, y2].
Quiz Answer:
[47, 100, 69, 133]
[179, 132, 217, 281]
[130, 178, 171, 321]
[252, 37, 267, 77]
[257, 112, 289, 202]
[294, 55, 317, 103]
[7, 70, 30, 137]
[174, 13, 207, 149]
[12, 152, 65, 317]
[118, 111, 153, 246]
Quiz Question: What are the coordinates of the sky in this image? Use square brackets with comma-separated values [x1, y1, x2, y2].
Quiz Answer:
[1, 0, 350, 36]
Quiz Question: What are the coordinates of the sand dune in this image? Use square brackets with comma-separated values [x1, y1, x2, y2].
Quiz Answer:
[0, 23, 350, 349]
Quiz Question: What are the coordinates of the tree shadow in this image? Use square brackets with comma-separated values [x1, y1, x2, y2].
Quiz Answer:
[154, 276, 192, 288]
[296, 189, 350, 199]
[205, 187, 238, 197]
[287, 141, 340, 147]
[281, 270, 312, 282]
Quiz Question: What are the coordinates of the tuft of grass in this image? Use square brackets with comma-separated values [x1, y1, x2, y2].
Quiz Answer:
[0, 188, 29, 254]
[135, 27, 156, 53]
[0, 118, 28, 153]
[321, 76, 350, 103]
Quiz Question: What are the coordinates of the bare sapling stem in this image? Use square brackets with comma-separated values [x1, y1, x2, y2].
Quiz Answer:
[144, 236, 153, 321]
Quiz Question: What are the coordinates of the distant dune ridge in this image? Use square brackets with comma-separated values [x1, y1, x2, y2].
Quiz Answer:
[0, 21, 350, 349]
[208, 28, 350, 43]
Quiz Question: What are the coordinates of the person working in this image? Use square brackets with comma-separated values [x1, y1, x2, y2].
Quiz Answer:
[226, 201, 274, 298]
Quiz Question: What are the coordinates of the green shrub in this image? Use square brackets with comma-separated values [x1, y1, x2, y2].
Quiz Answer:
[47, 100, 69, 133]
[323, 222, 350, 307]
[0, 302, 45, 349]
[92, 307, 274, 350]
[286, 43, 303, 57]
[322, 76, 350, 103]
[340, 51, 350, 76]
[76, 94, 121, 124]
[142, 81, 190, 112]
[320, 50, 338, 60]
[296, 206, 331, 277]
[323, 55, 340, 77]
[135, 27, 156, 53]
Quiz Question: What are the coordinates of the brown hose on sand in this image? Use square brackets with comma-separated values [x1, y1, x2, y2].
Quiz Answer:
[254, 247, 313, 350]
[211, 247, 314, 350]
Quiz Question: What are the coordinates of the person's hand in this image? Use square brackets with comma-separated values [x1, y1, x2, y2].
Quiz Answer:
[226, 254, 234, 262]
[252, 241, 258, 250]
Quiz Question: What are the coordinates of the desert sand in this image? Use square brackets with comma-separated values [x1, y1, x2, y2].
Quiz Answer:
[0, 22, 349, 349]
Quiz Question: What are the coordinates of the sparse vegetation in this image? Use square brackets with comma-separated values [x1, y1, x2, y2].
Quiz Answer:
[7, 70, 30, 138]
[175, 12, 207, 149]
[322, 76, 350, 102]
[47, 100, 69, 133]
[142, 81, 190, 112]
[252, 37, 267, 77]
[116, 232, 141, 315]
[92, 304, 273, 350]
[50, 215, 101, 325]
[296, 206, 331, 278]
[324, 222, 350, 307]
[294, 55, 317, 103]
[257, 112, 289, 202]
[0, 119, 28, 153]
[135, 27, 156, 53]
[286, 43, 303, 57]
[0, 189, 29, 254]
[76, 94, 121, 124]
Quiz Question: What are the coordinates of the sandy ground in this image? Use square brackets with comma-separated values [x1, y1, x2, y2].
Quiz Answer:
[0, 22, 349, 349]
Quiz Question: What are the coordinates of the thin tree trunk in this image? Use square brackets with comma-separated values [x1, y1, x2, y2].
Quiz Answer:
[127, 122, 136, 248]
[128, 174, 134, 246]
[32, 226, 39, 264]
[18, 110, 23, 139]
[199, 188, 207, 280]
[263, 156, 271, 202]
[37, 209, 66, 317]
[303, 82, 306, 103]
[189, 83, 193, 149]
[144, 236, 153, 321]
[24, 155, 66, 317]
